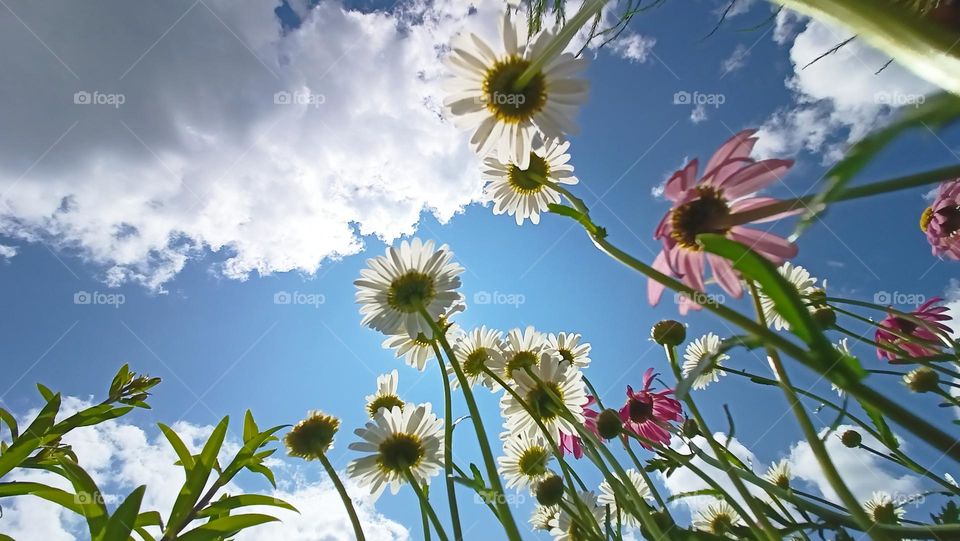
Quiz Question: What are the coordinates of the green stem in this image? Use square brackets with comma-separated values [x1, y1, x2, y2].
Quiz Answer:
[319, 453, 367, 541]
[430, 343, 464, 541]
[405, 470, 450, 541]
[418, 308, 524, 541]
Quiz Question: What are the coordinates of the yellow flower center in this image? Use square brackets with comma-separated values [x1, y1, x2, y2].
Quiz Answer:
[669, 186, 732, 250]
[481, 55, 547, 124]
[463, 348, 490, 377]
[377, 432, 425, 473]
[527, 382, 565, 422]
[387, 271, 436, 313]
[518, 445, 550, 477]
[367, 395, 405, 417]
[507, 152, 550, 194]
[506, 351, 539, 377]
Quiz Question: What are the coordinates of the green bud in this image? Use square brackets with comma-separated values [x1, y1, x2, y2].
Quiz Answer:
[682, 418, 700, 439]
[596, 409, 622, 439]
[904, 366, 940, 393]
[840, 430, 862, 448]
[535, 475, 565, 507]
[812, 306, 836, 328]
[651, 320, 686, 347]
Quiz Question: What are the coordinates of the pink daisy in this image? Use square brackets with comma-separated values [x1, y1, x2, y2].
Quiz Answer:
[618, 369, 682, 449]
[558, 396, 598, 460]
[876, 297, 953, 361]
[922, 179, 960, 260]
[649, 130, 799, 314]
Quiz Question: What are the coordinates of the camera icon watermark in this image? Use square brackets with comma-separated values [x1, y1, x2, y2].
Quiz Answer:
[74, 491, 106, 505]
[274, 290, 325, 308]
[474, 91, 526, 107]
[73, 90, 125, 108]
[874, 91, 925, 108]
[273, 90, 325, 108]
[74, 290, 125, 308]
[673, 90, 725, 108]
[473, 290, 525, 308]
[873, 291, 926, 306]
[674, 291, 725, 306]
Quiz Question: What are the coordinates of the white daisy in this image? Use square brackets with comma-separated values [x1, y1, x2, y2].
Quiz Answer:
[682, 333, 729, 390]
[831, 338, 854, 397]
[365, 370, 405, 418]
[546, 331, 591, 369]
[443, 10, 588, 170]
[498, 431, 553, 491]
[693, 500, 742, 538]
[355, 238, 464, 339]
[493, 325, 556, 382]
[863, 491, 906, 524]
[451, 326, 506, 390]
[597, 468, 651, 528]
[550, 490, 603, 541]
[347, 403, 444, 497]
[382, 333, 436, 371]
[501, 358, 588, 442]
[483, 139, 578, 225]
[530, 505, 560, 532]
[762, 459, 792, 489]
[758, 262, 825, 331]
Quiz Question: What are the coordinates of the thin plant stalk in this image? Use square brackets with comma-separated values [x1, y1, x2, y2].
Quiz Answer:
[405, 470, 451, 541]
[430, 341, 464, 541]
[319, 453, 367, 541]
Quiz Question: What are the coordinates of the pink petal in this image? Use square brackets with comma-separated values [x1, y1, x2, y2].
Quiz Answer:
[729, 197, 803, 224]
[648, 250, 671, 305]
[708, 253, 743, 298]
[680, 251, 706, 293]
[728, 227, 798, 263]
[663, 159, 699, 202]
[720, 159, 794, 199]
[704, 129, 757, 176]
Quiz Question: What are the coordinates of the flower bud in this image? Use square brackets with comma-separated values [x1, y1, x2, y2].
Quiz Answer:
[651, 320, 686, 347]
[903, 366, 940, 393]
[596, 409, 622, 439]
[812, 306, 836, 328]
[840, 429, 862, 448]
[535, 475, 565, 507]
[682, 418, 700, 439]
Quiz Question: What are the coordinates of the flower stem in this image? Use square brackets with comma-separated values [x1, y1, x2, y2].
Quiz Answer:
[405, 470, 450, 541]
[430, 342, 464, 541]
[319, 453, 367, 541]
[418, 307, 523, 541]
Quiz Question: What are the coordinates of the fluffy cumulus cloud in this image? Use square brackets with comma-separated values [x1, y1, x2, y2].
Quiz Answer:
[1, 397, 407, 540]
[755, 12, 935, 161]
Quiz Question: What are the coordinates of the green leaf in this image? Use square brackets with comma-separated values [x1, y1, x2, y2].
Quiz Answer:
[860, 400, 900, 451]
[0, 408, 19, 440]
[197, 494, 297, 517]
[158, 423, 195, 471]
[0, 394, 61, 478]
[166, 416, 229, 531]
[175, 514, 279, 541]
[57, 457, 110, 538]
[0, 481, 83, 514]
[36, 384, 55, 402]
[242, 411, 259, 443]
[667, 488, 722, 502]
[134, 511, 163, 529]
[245, 463, 276, 489]
[546, 203, 606, 238]
[98, 485, 145, 541]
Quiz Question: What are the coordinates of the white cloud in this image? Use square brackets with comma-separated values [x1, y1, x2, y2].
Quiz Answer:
[724, 0, 760, 19]
[721, 44, 750, 75]
[607, 33, 657, 64]
[0, 0, 516, 291]
[756, 16, 934, 161]
[2, 397, 408, 540]
[690, 104, 709, 124]
[0, 244, 16, 259]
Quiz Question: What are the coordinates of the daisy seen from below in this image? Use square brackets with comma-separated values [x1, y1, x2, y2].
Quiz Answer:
[831, 338, 854, 396]
[682, 332, 729, 390]
[597, 468, 651, 528]
[875, 297, 953, 361]
[285, 411, 340, 460]
[443, 10, 588, 169]
[530, 505, 560, 532]
[619, 368, 683, 448]
[863, 491, 906, 524]
[382, 305, 464, 370]
[365, 370, 405, 418]
[762, 459, 792, 489]
[922, 179, 960, 259]
[498, 430, 554, 491]
[648, 129, 799, 314]
[501, 358, 588, 443]
[758, 262, 826, 331]
[451, 326, 505, 390]
[483, 139, 578, 225]
[494, 325, 556, 381]
[550, 490, 604, 541]
[693, 500, 742, 538]
[546, 331, 591, 368]
[355, 238, 463, 339]
[347, 403, 444, 497]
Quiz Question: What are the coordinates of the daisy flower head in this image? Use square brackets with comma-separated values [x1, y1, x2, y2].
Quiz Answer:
[762, 459, 792, 489]
[494, 325, 557, 381]
[355, 238, 463, 339]
[451, 326, 505, 390]
[597, 468, 651, 528]
[693, 500, 742, 538]
[483, 139, 578, 225]
[875, 297, 953, 361]
[758, 262, 825, 331]
[347, 403, 444, 497]
[382, 333, 436, 371]
[546, 331, 591, 369]
[864, 491, 906, 524]
[831, 339, 854, 396]
[922, 179, 960, 259]
[619, 368, 683, 448]
[443, 10, 588, 169]
[365, 369, 405, 418]
[285, 411, 340, 460]
[550, 491, 604, 541]
[501, 358, 588, 442]
[648, 130, 798, 314]
[682, 333, 729, 390]
[498, 430, 553, 491]
[530, 505, 560, 532]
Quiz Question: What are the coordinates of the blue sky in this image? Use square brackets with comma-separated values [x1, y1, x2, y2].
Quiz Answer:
[1, 0, 959, 539]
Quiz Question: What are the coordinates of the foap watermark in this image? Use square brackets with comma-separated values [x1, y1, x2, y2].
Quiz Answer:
[874, 291, 926, 306]
[73, 90, 126, 108]
[673, 90, 725, 108]
[75, 492, 106, 505]
[274, 290, 325, 308]
[473, 492, 526, 506]
[74, 290, 125, 308]
[875, 91, 925, 108]
[474, 91, 526, 107]
[274, 90, 325, 108]
[473, 290, 525, 308]
[674, 290, 725, 306]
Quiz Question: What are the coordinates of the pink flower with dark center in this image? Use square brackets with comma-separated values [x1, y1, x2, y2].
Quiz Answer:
[559, 396, 598, 460]
[876, 298, 953, 361]
[922, 180, 960, 260]
[649, 130, 799, 314]
[618, 369, 682, 449]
